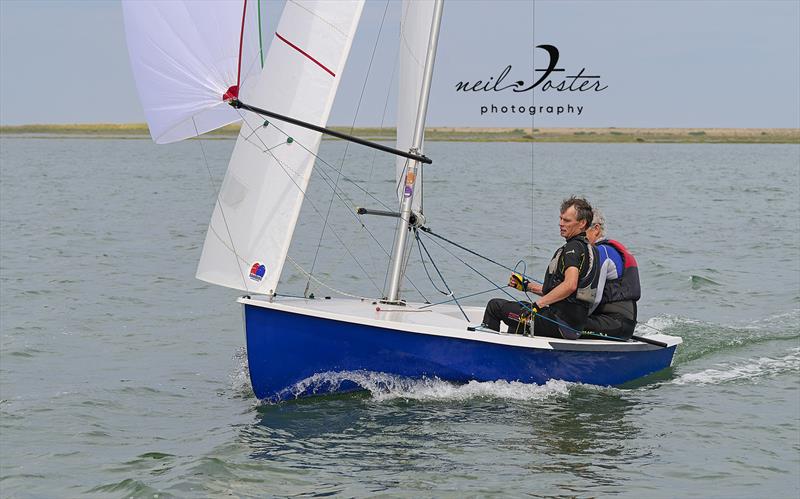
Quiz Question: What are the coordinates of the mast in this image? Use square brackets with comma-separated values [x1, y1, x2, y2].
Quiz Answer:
[384, 0, 444, 303]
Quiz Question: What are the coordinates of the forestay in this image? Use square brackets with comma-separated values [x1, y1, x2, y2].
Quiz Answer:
[122, 0, 262, 144]
[196, 0, 365, 294]
[395, 0, 437, 211]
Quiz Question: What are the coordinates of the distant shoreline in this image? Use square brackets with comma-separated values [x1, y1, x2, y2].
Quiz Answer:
[1, 124, 798, 143]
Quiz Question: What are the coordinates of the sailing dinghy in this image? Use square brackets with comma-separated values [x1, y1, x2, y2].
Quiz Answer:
[122, 0, 682, 402]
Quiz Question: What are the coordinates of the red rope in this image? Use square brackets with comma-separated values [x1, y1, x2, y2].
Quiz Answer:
[224, 0, 248, 100]
[236, 0, 248, 89]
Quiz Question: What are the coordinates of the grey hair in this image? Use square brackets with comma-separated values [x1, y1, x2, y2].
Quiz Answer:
[592, 208, 607, 237]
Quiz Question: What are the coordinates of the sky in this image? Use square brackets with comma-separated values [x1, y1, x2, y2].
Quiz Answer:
[0, 0, 798, 128]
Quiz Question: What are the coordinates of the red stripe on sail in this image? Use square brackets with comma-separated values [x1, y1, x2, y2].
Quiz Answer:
[275, 32, 335, 77]
[224, 0, 248, 101]
[236, 0, 247, 89]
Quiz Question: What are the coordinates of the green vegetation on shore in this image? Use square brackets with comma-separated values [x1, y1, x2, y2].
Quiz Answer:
[1, 123, 798, 144]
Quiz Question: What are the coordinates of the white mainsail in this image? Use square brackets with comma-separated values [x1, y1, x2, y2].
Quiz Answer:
[395, 0, 437, 211]
[122, 0, 262, 144]
[195, 0, 365, 294]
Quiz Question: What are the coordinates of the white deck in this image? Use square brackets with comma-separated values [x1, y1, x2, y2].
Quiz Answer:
[238, 296, 682, 352]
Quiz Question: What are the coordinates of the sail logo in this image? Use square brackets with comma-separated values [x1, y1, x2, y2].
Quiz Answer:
[249, 262, 266, 282]
[403, 171, 416, 198]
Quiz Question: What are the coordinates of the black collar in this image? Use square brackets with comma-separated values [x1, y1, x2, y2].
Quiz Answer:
[565, 232, 588, 242]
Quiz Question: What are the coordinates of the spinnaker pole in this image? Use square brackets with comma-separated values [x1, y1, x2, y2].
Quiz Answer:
[384, 0, 444, 303]
[229, 99, 432, 165]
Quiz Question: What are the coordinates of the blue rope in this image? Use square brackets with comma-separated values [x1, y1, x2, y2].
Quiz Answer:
[414, 230, 468, 321]
[418, 286, 501, 309]
[419, 227, 542, 284]
[418, 229, 518, 300]
[415, 230, 449, 296]
[417, 230, 587, 338]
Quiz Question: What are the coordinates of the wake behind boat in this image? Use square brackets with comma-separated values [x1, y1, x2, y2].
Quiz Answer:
[122, 0, 682, 402]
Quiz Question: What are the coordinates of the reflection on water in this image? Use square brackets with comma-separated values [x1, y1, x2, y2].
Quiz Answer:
[527, 389, 644, 488]
[238, 380, 645, 494]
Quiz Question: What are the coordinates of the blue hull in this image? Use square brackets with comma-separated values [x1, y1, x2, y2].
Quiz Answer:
[244, 303, 677, 401]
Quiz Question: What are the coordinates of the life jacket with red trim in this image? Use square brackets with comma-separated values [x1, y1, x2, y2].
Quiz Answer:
[597, 239, 641, 303]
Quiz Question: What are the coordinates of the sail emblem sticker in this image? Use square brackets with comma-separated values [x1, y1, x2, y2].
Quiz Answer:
[249, 262, 266, 282]
[403, 171, 416, 198]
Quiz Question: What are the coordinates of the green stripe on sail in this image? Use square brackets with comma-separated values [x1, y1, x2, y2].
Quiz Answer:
[257, 0, 264, 67]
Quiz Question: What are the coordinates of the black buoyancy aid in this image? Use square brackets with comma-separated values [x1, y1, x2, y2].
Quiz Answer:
[597, 239, 641, 302]
[543, 234, 600, 306]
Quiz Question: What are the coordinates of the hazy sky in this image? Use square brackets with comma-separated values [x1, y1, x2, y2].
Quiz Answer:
[1, 0, 798, 128]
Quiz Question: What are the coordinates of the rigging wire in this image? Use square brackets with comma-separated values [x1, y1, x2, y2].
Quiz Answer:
[361, 53, 400, 283]
[261, 117, 393, 214]
[234, 109, 429, 300]
[306, 0, 392, 297]
[417, 230, 586, 336]
[417, 286, 499, 310]
[232, 102, 398, 212]
[234, 111, 385, 296]
[414, 229, 469, 321]
[191, 117, 250, 292]
[284, 255, 371, 300]
[361, 12, 400, 209]
[241, 113, 430, 299]
[404, 235, 429, 303]
[418, 229, 665, 345]
[415, 231, 449, 296]
[418, 229, 516, 299]
[531, 0, 536, 259]
[256, 117, 394, 212]
[419, 227, 542, 284]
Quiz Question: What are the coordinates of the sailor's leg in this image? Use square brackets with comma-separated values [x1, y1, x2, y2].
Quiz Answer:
[483, 299, 528, 334]
[499, 301, 529, 334]
[531, 309, 565, 338]
[585, 301, 636, 339]
[482, 298, 507, 331]
[584, 314, 637, 339]
[584, 314, 626, 338]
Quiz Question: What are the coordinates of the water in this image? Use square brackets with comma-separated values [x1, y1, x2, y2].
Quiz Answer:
[1, 137, 798, 497]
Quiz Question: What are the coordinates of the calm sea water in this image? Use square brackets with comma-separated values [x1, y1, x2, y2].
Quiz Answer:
[1, 136, 798, 498]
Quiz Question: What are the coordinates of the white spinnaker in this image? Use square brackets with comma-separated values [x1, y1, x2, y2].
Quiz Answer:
[196, 0, 365, 294]
[122, 0, 262, 144]
[395, 0, 436, 210]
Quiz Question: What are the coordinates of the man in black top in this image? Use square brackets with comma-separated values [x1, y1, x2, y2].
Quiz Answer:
[482, 197, 599, 339]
